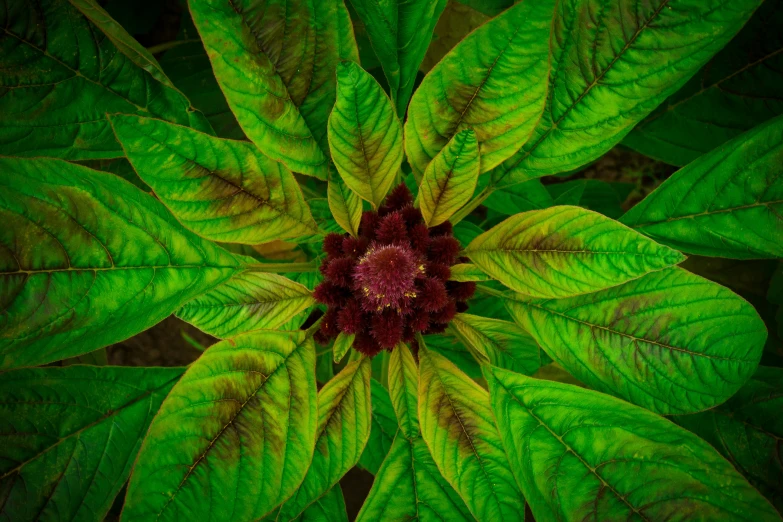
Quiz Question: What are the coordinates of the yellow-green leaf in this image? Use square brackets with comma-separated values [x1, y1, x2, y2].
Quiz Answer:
[121, 331, 317, 521]
[418, 129, 481, 227]
[328, 176, 363, 237]
[110, 114, 318, 244]
[449, 263, 492, 282]
[389, 343, 420, 439]
[404, 0, 554, 177]
[328, 61, 403, 208]
[176, 272, 315, 339]
[465, 206, 685, 298]
[333, 332, 355, 364]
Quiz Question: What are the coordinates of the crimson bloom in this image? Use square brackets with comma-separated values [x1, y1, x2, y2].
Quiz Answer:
[313, 184, 475, 356]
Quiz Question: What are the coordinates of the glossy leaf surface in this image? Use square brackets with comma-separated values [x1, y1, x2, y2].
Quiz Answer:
[507, 267, 767, 414]
[675, 366, 783, 513]
[176, 272, 315, 338]
[0, 0, 207, 160]
[465, 206, 685, 298]
[0, 157, 242, 369]
[405, 0, 554, 176]
[621, 115, 783, 259]
[349, 0, 447, 116]
[624, 0, 783, 166]
[0, 366, 183, 522]
[111, 114, 318, 244]
[358, 380, 398, 475]
[275, 357, 372, 521]
[419, 129, 480, 227]
[450, 313, 548, 376]
[122, 331, 317, 521]
[328, 62, 403, 208]
[486, 367, 781, 522]
[494, 0, 763, 188]
[418, 344, 525, 521]
[189, 0, 359, 177]
[389, 343, 420, 439]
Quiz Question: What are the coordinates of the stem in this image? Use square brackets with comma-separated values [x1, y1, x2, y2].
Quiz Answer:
[146, 39, 200, 55]
[451, 185, 494, 225]
[246, 261, 319, 273]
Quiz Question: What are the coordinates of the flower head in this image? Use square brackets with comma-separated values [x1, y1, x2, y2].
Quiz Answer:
[314, 183, 475, 356]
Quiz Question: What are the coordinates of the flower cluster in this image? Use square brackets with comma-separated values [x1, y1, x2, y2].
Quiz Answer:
[313, 184, 476, 356]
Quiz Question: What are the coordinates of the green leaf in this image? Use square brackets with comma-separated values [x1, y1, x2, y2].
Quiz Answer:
[328, 61, 404, 208]
[405, 0, 554, 177]
[348, 0, 447, 116]
[176, 272, 315, 339]
[454, 0, 512, 17]
[623, 0, 783, 166]
[418, 129, 481, 227]
[188, 0, 359, 178]
[294, 486, 348, 522]
[0, 0, 209, 160]
[275, 357, 372, 521]
[449, 263, 492, 282]
[465, 206, 685, 298]
[358, 380, 398, 475]
[0, 365, 183, 522]
[356, 434, 474, 522]
[122, 330, 317, 521]
[418, 342, 525, 521]
[506, 267, 767, 414]
[485, 367, 781, 522]
[423, 333, 483, 380]
[450, 313, 548, 376]
[483, 180, 553, 216]
[0, 157, 242, 370]
[674, 366, 783, 513]
[333, 332, 355, 363]
[328, 176, 363, 237]
[493, 0, 763, 188]
[389, 343, 420, 439]
[620, 115, 783, 259]
[110, 114, 318, 244]
[548, 179, 634, 219]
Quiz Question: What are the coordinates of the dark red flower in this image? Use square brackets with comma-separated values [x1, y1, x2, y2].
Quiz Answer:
[313, 183, 475, 357]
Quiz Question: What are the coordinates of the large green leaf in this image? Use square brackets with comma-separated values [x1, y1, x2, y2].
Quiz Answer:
[274, 357, 372, 521]
[493, 0, 763, 188]
[358, 379, 398, 475]
[405, 0, 554, 177]
[620, 115, 783, 259]
[482, 180, 553, 216]
[356, 434, 475, 522]
[111, 114, 318, 244]
[122, 331, 317, 521]
[418, 129, 480, 227]
[328, 61, 403, 209]
[0, 0, 209, 160]
[465, 206, 685, 298]
[188, 0, 358, 178]
[389, 343, 420, 439]
[176, 272, 315, 338]
[624, 0, 783, 166]
[449, 313, 548, 376]
[0, 366, 183, 522]
[486, 367, 781, 522]
[348, 0, 447, 116]
[418, 342, 525, 521]
[0, 157, 243, 370]
[506, 267, 767, 414]
[675, 366, 783, 513]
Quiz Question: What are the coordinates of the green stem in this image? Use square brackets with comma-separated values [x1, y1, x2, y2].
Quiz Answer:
[246, 261, 318, 273]
[451, 185, 494, 225]
[146, 39, 200, 55]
